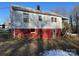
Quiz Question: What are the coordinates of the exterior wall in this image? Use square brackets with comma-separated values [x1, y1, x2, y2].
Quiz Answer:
[56, 17, 62, 29]
[11, 7, 62, 40]
[11, 28, 62, 40]
[11, 10, 62, 29]
[42, 29, 52, 39]
[11, 29, 38, 39]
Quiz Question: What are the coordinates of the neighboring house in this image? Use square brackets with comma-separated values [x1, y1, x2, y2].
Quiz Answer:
[0, 20, 11, 30]
[0, 25, 2, 29]
[0, 24, 5, 29]
[4, 19, 11, 29]
[10, 5, 69, 39]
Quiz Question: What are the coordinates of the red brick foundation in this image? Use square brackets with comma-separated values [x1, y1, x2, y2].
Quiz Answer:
[11, 28, 62, 40]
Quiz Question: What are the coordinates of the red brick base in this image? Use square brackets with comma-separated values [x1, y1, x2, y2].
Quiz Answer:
[10, 29, 62, 40]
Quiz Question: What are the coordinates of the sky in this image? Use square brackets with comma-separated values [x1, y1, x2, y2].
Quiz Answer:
[0, 2, 79, 24]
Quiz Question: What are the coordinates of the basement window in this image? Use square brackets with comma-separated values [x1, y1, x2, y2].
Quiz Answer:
[31, 29, 35, 32]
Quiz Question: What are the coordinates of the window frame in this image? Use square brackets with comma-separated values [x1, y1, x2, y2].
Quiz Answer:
[54, 18, 57, 22]
[51, 17, 54, 22]
[51, 17, 57, 22]
[31, 29, 35, 32]
[23, 12, 29, 23]
[39, 15, 42, 21]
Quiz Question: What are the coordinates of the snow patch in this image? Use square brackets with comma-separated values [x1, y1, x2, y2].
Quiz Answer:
[40, 49, 77, 56]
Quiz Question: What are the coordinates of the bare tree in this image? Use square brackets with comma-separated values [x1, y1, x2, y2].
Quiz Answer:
[70, 15, 73, 33]
[70, 5, 79, 34]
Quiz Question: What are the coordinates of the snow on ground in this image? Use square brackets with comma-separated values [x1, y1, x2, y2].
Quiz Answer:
[40, 49, 77, 56]
[66, 32, 78, 36]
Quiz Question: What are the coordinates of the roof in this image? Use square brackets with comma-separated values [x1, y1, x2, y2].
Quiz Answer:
[11, 5, 69, 20]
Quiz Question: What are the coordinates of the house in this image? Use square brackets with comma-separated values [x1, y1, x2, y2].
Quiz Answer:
[0, 20, 10, 30]
[10, 5, 69, 39]
[0, 24, 5, 29]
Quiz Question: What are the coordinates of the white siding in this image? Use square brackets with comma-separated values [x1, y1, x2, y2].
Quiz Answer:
[50, 16, 57, 29]
[11, 11, 62, 29]
[22, 12, 30, 29]
[11, 11, 23, 28]
[56, 17, 62, 29]
[29, 13, 39, 29]
[42, 15, 51, 29]
[50, 16, 62, 29]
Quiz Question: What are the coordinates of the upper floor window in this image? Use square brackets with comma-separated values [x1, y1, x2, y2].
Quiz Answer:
[51, 17, 57, 22]
[51, 17, 54, 22]
[23, 13, 29, 23]
[39, 16, 42, 21]
[55, 18, 57, 22]
[23, 18, 29, 23]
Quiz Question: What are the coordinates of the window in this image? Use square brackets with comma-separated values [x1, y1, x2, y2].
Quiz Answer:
[55, 18, 57, 22]
[39, 16, 42, 21]
[23, 13, 29, 23]
[23, 18, 29, 23]
[51, 17, 57, 22]
[31, 29, 35, 32]
[51, 17, 54, 22]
